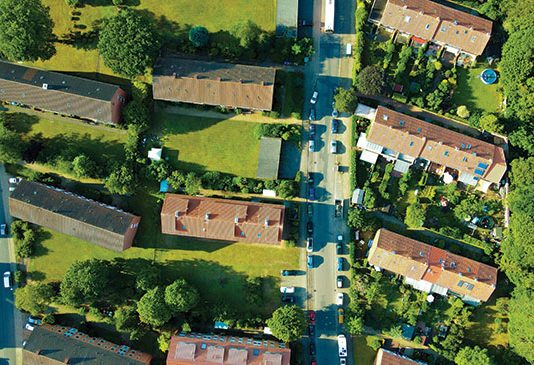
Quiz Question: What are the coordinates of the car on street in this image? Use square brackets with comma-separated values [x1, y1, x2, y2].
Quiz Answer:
[336, 293, 344, 306]
[338, 308, 344, 324]
[3, 271, 11, 289]
[336, 243, 343, 255]
[306, 237, 313, 253]
[337, 234, 343, 242]
[332, 108, 339, 118]
[330, 140, 337, 154]
[331, 119, 340, 133]
[309, 140, 315, 152]
[308, 187, 315, 201]
[307, 255, 314, 269]
[281, 270, 299, 276]
[308, 324, 315, 337]
[311, 360, 317, 365]
[307, 221, 313, 234]
[307, 204, 313, 217]
[308, 310, 316, 324]
[310, 91, 318, 104]
[281, 294, 295, 304]
[337, 276, 343, 288]
[280, 286, 295, 294]
[340, 358, 347, 365]
[0, 224, 6, 236]
[25, 323, 35, 331]
[9, 177, 21, 184]
[309, 123, 316, 139]
[337, 258, 343, 271]
[309, 343, 316, 356]
[28, 317, 42, 326]
[309, 108, 316, 121]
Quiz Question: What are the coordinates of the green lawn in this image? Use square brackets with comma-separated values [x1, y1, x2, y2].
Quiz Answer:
[29, 228, 300, 316]
[453, 66, 502, 114]
[353, 336, 377, 365]
[26, 0, 276, 77]
[153, 112, 260, 177]
[274, 71, 304, 117]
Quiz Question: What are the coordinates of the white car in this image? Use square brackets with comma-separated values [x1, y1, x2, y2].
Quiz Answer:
[310, 91, 318, 104]
[337, 234, 343, 242]
[280, 286, 295, 294]
[24, 323, 34, 331]
[0, 224, 6, 236]
[330, 140, 337, 154]
[309, 140, 315, 152]
[336, 293, 344, 305]
[9, 177, 21, 185]
[306, 237, 313, 253]
[3, 271, 11, 289]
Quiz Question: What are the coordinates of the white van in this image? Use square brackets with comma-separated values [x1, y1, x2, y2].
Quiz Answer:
[280, 286, 295, 294]
[3, 271, 11, 289]
[346, 43, 352, 56]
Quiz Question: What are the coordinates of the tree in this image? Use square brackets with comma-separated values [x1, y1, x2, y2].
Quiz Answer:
[455, 346, 494, 365]
[98, 9, 160, 77]
[135, 265, 161, 294]
[158, 331, 172, 352]
[334, 87, 358, 113]
[105, 165, 136, 195]
[65, 0, 81, 7]
[479, 113, 503, 134]
[230, 20, 261, 49]
[508, 287, 534, 362]
[509, 157, 534, 187]
[184, 172, 201, 195]
[114, 305, 139, 333]
[189, 26, 209, 48]
[347, 208, 365, 229]
[405, 201, 427, 228]
[72, 154, 98, 178]
[168, 170, 186, 190]
[453, 195, 485, 221]
[0, 0, 55, 62]
[15, 282, 54, 316]
[164, 279, 199, 313]
[275, 180, 297, 199]
[137, 287, 172, 327]
[346, 314, 364, 335]
[266, 305, 306, 343]
[0, 120, 25, 164]
[355, 65, 384, 95]
[456, 105, 470, 118]
[60, 259, 115, 306]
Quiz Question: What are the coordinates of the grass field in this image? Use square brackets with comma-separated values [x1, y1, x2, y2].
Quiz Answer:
[453, 66, 502, 114]
[153, 111, 260, 177]
[29, 228, 300, 316]
[27, 0, 276, 77]
[353, 336, 377, 365]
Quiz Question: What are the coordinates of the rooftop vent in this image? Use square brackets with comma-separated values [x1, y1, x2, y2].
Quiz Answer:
[175, 211, 180, 218]
[234, 217, 239, 224]
[450, 261, 457, 269]
[42, 83, 48, 90]
[264, 218, 269, 227]
[419, 251, 425, 257]
[205, 213, 210, 221]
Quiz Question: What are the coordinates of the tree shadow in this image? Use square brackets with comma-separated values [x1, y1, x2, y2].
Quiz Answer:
[3, 112, 40, 134]
[31, 228, 52, 258]
[27, 270, 46, 281]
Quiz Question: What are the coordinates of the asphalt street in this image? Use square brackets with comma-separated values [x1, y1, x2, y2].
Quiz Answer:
[300, 0, 355, 363]
[0, 165, 21, 365]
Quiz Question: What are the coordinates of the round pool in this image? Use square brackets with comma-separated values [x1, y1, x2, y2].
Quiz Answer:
[480, 68, 498, 85]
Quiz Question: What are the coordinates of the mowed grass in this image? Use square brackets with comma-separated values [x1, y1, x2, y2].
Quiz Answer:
[27, 0, 275, 77]
[453, 66, 502, 114]
[29, 228, 300, 315]
[153, 112, 260, 177]
[353, 336, 377, 365]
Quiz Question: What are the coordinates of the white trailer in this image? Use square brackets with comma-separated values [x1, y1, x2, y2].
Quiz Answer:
[324, 0, 335, 32]
[338, 334, 347, 357]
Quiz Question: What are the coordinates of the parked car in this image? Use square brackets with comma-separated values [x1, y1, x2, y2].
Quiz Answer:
[281, 294, 295, 303]
[331, 119, 340, 133]
[336, 243, 343, 255]
[338, 308, 344, 324]
[337, 276, 343, 288]
[336, 293, 344, 306]
[307, 255, 314, 269]
[337, 234, 343, 243]
[8, 177, 21, 185]
[340, 358, 347, 365]
[310, 91, 318, 104]
[308, 310, 316, 324]
[25, 323, 35, 331]
[280, 286, 295, 294]
[28, 317, 42, 326]
[311, 360, 317, 365]
[281, 270, 299, 276]
[330, 140, 337, 154]
[337, 258, 343, 271]
[308, 186, 316, 201]
[309, 123, 316, 139]
[0, 224, 6, 236]
[308, 324, 315, 337]
[309, 108, 316, 121]
[307, 204, 313, 217]
[332, 108, 339, 118]
[3, 271, 12, 289]
[309, 343, 316, 356]
[309, 140, 315, 152]
[306, 237, 313, 253]
[307, 221, 313, 234]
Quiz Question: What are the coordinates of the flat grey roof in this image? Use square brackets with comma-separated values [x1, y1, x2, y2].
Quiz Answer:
[257, 137, 282, 179]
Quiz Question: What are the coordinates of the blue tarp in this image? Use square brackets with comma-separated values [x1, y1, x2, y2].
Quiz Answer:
[160, 179, 169, 193]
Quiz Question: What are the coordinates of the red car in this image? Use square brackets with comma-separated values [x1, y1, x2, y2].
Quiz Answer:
[311, 360, 316, 365]
[308, 310, 316, 324]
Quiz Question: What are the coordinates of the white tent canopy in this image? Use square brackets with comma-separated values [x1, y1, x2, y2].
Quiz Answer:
[148, 148, 162, 161]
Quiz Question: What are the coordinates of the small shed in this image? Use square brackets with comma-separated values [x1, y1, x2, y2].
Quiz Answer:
[401, 324, 415, 340]
[257, 137, 282, 179]
[355, 103, 377, 120]
[351, 189, 365, 206]
[148, 147, 162, 161]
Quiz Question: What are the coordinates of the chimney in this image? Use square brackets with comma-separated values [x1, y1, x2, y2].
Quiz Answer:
[234, 217, 239, 224]
[42, 83, 48, 90]
[175, 211, 180, 218]
[204, 213, 210, 221]
[264, 218, 269, 227]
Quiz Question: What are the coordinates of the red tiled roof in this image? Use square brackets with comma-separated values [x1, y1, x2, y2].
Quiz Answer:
[375, 348, 427, 365]
[167, 333, 291, 365]
[367, 106, 506, 184]
[161, 194, 285, 245]
[368, 229, 497, 302]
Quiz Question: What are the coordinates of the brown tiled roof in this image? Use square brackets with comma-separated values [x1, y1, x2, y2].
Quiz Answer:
[160, 194, 285, 245]
[0, 61, 123, 123]
[375, 348, 427, 365]
[367, 106, 506, 184]
[368, 229, 497, 302]
[167, 333, 290, 365]
[24, 324, 152, 365]
[153, 58, 275, 110]
[377, 0, 492, 55]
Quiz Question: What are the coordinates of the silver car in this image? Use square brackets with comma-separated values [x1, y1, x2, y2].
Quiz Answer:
[330, 140, 337, 154]
[309, 140, 315, 152]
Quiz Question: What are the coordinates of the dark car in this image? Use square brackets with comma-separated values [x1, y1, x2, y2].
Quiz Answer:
[308, 186, 316, 201]
[281, 294, 295, 303]
[309, 108, 316, 121]
[308, 310, 316, 324]
[309, 343, 316, 356]
[309, 123, 316, 140]
[308, 324, 315, 337]
[307, 255, 314, 269]
[331, 119, 340, 133]
[336, 243, 343, 255]
[281, 270, 299, 276]
[307, 204, 313, 217]
[307, 221, 313, 234]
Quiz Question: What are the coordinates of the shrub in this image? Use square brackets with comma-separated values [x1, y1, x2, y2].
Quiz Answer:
[65, 0, 81, 7]
[269, 111, 280, 119]
[456, 105, 470, 118]
[189, 26, 209, 48]
[290, 112, 301, 119]
[112, 0, 124, 5]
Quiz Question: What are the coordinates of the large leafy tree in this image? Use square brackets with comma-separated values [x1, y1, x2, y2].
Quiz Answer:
[455, 346, 494, 365]
[404, 201, 427, 228]
[137, 287, 172, 327]
[188, 26, 209, 48]
[355, 65, 384, 96]
[266, 305, 306, 343]
[230, 20, 261, 49]
[0, 0, 55, 61]
[0, 118, 25, 164]
[164, 279, 199, 313]
[15, 282, 55, 316]
[105, 164, 136, 195]
[98, 9, 160, 77]
[508, 288, 534, 363]
[60, 259, 115, 306]
[334, 87, 358, 113]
